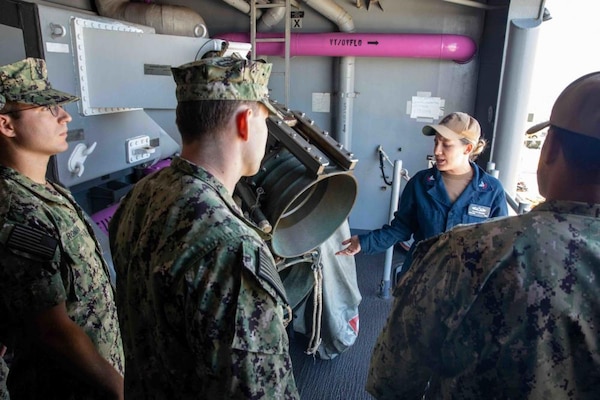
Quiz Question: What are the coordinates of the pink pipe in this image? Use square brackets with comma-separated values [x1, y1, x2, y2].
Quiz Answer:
[216, 32, 477, 63]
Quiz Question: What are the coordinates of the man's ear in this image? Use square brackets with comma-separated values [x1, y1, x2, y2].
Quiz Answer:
[235, 107, 252, 142]
[0, 114, 17, 139]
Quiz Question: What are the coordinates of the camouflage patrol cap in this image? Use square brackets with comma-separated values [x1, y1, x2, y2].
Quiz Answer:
[0, 58, 79, 110]
[171, 56, 279, 115]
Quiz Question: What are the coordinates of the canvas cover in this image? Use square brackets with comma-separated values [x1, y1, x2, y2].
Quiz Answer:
[281, 220, 361, 359]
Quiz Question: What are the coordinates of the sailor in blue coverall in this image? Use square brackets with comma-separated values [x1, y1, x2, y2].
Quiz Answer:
[337, 112, 508, 274]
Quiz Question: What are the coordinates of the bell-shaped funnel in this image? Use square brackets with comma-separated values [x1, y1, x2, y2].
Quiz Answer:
[251, 149, 357, 258]
[239, 105, 359, 258]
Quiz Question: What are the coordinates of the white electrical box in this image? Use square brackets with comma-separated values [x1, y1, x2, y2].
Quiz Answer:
[126, 135, 153, 163]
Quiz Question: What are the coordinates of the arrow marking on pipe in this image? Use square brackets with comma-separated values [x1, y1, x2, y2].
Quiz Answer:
[368, 41, 379, 45]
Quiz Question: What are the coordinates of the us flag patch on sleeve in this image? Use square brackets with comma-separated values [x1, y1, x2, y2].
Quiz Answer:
[6, 224, 58, 261]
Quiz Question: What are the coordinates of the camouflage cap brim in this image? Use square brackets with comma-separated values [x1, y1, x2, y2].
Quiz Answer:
[14, 88, 79, 107]
[259, 98, 280, 117]
[0, 58, 79, 108]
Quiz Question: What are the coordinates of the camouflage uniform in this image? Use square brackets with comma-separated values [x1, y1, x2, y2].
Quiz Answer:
[367, 200, 600, 400]
[0, 167, 124, 399]
[0, 357, 8, 400]
[109, 157, 299, 399]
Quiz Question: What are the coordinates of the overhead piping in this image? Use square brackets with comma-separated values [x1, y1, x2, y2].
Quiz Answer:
[304, 0, 356, 153]
[217, 0, 356, 150]
[257, 0, 286, 31]
[300, 0, 355, 33]
[94, 0, 208, 37]
[286, 0, 356, 149]
[216, 32, 477, 63]
[220, 0, 263, 19]
[255, 0, 303, 31]
[217, 0, 477, 152]
[218, 0, 299, 24]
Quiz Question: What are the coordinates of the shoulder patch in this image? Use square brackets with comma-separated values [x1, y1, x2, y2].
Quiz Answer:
[6, 224, 58, 261]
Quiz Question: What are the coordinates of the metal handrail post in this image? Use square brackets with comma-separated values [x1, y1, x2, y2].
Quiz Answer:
[379, 159, 402, 299]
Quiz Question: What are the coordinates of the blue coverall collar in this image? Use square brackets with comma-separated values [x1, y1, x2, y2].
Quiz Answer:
[424, 162, 492, 205]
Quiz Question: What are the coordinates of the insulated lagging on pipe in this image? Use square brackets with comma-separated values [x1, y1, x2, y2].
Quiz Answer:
[95, 0, 208, 37]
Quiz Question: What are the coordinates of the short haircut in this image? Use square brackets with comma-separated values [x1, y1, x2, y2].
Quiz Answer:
[175, 100, 258, 143]
[553, 126, 600, 171]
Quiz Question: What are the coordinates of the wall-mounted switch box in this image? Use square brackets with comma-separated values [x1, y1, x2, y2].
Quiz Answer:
[126, 135, 153, 163]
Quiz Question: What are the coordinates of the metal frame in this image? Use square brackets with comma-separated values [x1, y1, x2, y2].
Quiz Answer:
[251, 0, 291, 106]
